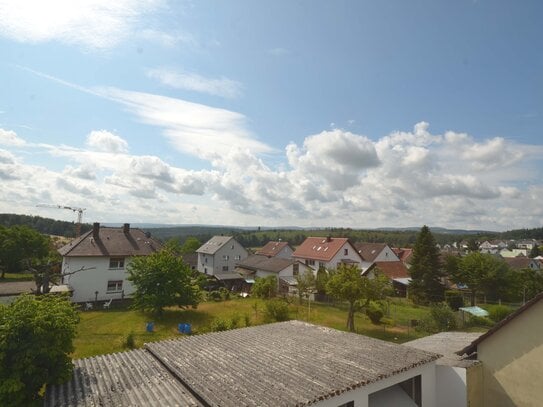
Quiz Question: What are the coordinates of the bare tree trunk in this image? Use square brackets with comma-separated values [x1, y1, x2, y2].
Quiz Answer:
[470, 290, 476, 306]
[347, 302, 355, 332]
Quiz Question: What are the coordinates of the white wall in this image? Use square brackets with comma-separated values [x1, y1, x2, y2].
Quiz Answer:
[436, 365, 467, 407]
[312, 361, 436, 407]
[62, 256, 135, 303]
[325, 242, 364, 270]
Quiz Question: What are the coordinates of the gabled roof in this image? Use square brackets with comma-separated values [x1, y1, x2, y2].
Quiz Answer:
[196, 235, 234, 255]
[58, 225, 161, 257]
[235, 254, 296, 274]
[255, 241, 292, 257]
[292, 237, 355, 262]
[459, 292, 543, 356]
[355, 242, 388, 262]
[47, 321, 440, 407]
[503, 256, 538, 270]
[392, 247, 413, 263]
[367, 261, 410, 280]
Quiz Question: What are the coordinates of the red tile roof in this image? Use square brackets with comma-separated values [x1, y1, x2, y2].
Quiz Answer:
[370, 261, 410, 280]
[292, 237, 351, 262]
[256, 241, 292, 257]
[393, 248, 413, 263]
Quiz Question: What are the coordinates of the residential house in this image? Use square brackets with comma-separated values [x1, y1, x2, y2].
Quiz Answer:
[503, 256, 541, 271]
[355, 242, 400, 272]
[516, 239, 539, 251]
[393, 247, 414, 268]
[255, 240, 294, 258]
[58, 223, 161, 303]
[46, 320, 440, 407]
[292, 237, 363, 271]
[458, 292, 543, 406]
[196, 236, 248, 276]
[363, 261, 411, 297]
[499, 248, 529, 258]
[235, 254, 312, 295]
[406, 332, 482, 407]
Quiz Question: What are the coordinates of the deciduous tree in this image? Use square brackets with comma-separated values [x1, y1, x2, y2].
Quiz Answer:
[408, 225, 445, 304]
[252, 275, 277, 299]
[0, 294, 79, 406]
[127, 248, 202, 315]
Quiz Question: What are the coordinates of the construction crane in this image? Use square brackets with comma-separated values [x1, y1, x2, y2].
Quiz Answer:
[36, 204, 86, 237]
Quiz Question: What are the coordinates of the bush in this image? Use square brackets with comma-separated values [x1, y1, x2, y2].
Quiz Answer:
[208, 290, 222, 301]
[219, 287, 231, 301]
[417, 303, 457, 333]
[210, 318, 230, 332]
[445, 290, 464, 311]
[487, 305, 513, 323]
[466, 315, 494, 328]
[366, 302, 385, 325]
[244, 314, 251, 327]
[230, 313, 241, 329]
[125, 332, 136, 349]
[252, 276, 278, 299]
[264, 300, 290, 322]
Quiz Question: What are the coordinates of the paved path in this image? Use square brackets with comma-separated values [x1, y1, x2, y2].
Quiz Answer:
[0, 281, 35, 296]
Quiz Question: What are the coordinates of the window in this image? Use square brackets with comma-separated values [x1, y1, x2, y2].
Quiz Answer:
[107, 280, 123, 292]
[319, 262, 326, 269]
[223, 255, 229, 261]
[306, 259, 315, 266]
[293, 263, 299, 276]
[222, 266, 229, 271]
[204, 267, 207, 274]
[205, 256, 208, 263]
[344, 248, 348, 255]
[234, 255, 241, 260]
[109, 257, 125, 269]
[337, 402, 354, 407]
[231, 244, 235, 249]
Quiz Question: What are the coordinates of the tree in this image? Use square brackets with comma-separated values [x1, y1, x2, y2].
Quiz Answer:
[127, 248, 202, 315]
[0, 225, 50, 278]
[408, 225, 445, 304]
[529, 245, 541, 258]
[450, 252, 509, 306]
[326, 264, 370, 332]
[315, 266, 329, 295]
[252, 275, 278, 299]
[295, 270, 315, 305]
[180, 237, 202, 254]
[0, 294, 79, 406]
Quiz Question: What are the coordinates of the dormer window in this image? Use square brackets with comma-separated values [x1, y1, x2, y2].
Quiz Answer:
[109, 257, 125, 269]
[344, 248, 348, 255]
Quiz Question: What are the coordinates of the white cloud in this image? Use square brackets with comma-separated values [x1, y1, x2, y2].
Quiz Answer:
[0, 0, 163, 49]
[0, 128, 26, 146]
[138, 29, 196, 48]
[86, 130, 129, 153]
[146, 67, 243, 99]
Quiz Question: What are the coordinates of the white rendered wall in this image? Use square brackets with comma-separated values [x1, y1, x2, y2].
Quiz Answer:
[62, 256, 135, 303]
[436, 365, 467, 407]
[325, 242, 364, 270]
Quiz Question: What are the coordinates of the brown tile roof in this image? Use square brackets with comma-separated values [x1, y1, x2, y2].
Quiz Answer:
[292, 237, 352, 262]
[393, 247, 413, 263]
[355, 242, 387, 262]
[255, 241, 292, 257]
[58, 224, 161, 257]
[459, 292, 543, 356]
[503, 256, 536, 270]
[370, 261, 410, 280]
[235, 254, 296, 274]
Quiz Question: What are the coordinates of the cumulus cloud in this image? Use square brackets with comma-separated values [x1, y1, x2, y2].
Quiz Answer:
[0, 0, 164, 50]
[86, 130, 128, 153]
[147, 67, 243, 99]
[0, 129, 26, 146]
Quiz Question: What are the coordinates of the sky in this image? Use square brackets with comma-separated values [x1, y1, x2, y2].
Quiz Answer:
[0, 0, 542, 231]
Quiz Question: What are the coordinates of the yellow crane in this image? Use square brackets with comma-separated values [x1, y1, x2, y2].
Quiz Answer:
[36, 204, 86, 237]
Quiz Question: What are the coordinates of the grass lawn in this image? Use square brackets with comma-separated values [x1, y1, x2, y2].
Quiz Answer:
[74, 297, 432, 359]
[0, 272, 34, 282]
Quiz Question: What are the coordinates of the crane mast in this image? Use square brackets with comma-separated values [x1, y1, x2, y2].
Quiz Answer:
[36, 204, 86, 237]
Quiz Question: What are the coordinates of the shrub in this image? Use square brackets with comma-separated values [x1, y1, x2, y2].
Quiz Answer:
[466, 315, 494, 328]
[125, 332, 136, 349]
[252, 276, 278, 299]
[230, 313, 241, 329]
[417, 303, 457, 333]
[210, 318, 230, 332]
[487, 305, 513, 323]
[366, 302, 385, 325]
[264, 299, 290, 322]
[219, 287, 231, 301]
[445, 290, 464, 311]
[208, 290, 222, 301]
[244, 314, 252, 327]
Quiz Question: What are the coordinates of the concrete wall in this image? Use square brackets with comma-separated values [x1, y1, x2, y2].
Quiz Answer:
[62, 256, 135, 303]
[312, 362, 436, 407]
[436, 365, 467, 407]
[466, 362, 483, 407]
[478, 299, 543, 406]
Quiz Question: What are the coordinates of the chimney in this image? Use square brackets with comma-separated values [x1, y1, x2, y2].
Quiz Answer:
[326, 235, 332, 242]
[123, 223, 130, 234]
[93, 222, 100, 239]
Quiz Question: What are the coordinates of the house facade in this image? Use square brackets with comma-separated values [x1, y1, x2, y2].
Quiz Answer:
[58, 223, 162, 303]
[355, 242, 400, 272]
[196, 235, 248, 276]
[292, 237, 363, 271]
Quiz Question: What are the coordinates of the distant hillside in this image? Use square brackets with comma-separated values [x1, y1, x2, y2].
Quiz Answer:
[0, 213, 92, 237]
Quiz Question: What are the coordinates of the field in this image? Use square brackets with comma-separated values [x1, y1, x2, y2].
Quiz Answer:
[73, 297, 432, 359]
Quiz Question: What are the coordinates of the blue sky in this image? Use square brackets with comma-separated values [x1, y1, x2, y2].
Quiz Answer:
[0, 0, 542, 231]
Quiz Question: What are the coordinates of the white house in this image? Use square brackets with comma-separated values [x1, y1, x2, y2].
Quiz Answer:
[292, 236, 363, 271]
[255, 240, 294, 258]
[196, 235, 248, 276]
[355, 242, 400, 272]
[46, 321, 440, 407]
[58, 223, 162, 303]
